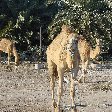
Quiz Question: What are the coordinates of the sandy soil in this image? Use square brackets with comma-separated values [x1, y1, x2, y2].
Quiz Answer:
[0, 62, 112, 112]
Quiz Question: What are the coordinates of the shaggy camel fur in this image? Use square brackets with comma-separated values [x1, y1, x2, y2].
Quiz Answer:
[46, 25, 79, 112]
[0, 38, 19, 66]
[78, 35, 101, 83]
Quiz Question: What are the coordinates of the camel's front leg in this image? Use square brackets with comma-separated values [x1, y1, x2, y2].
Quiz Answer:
[70, 67, 79, 112]
[57, 68, 64, 112]
[51, 74, 57, 111]
[49, 67, 56, 112]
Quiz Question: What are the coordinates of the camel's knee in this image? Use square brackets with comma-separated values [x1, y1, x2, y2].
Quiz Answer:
[48, 62, 56, 74]
[48, 67, 54, 76]
[58, 76, 64, 95]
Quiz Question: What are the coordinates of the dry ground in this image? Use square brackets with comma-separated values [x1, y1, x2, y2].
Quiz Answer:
[0, 62, 112, 112]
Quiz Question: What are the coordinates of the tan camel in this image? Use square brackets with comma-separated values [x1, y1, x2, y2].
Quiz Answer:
[46, 25, 80, 112]
[78, 35, 101, 83]
[0, 38, 19, 66]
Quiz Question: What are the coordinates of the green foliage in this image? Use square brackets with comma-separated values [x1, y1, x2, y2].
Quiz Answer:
[48, 0, 112, 49]
[0, 20, 13, 38]
[0, 0, 58, 50]
[0, 0, 112, 55]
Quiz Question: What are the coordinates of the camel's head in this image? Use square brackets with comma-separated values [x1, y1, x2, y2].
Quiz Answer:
[77, 35, 85, 41]
[77, 35, 86, 41]
[61, 25, 72, 34]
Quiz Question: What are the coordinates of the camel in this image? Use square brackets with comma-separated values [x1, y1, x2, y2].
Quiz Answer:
[0, 38, 19, 66]
[46, 25, 80, 112]
[78, 35, 101, 83]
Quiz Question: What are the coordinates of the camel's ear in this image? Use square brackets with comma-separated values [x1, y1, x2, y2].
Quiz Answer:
[61, 24, 67, 31]
[95, 38, 102, 46]
[96, 38, 100, 43]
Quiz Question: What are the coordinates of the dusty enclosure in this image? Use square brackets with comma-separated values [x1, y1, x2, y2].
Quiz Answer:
[0, 62, 112, 112]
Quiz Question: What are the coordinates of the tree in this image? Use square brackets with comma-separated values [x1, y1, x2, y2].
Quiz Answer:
[48, 0, 112, 51]
[0, 0, 112, 57]
[0, 0, 58, 50]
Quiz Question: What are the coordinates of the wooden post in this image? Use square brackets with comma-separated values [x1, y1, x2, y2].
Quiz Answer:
[40, 26, 42, 61]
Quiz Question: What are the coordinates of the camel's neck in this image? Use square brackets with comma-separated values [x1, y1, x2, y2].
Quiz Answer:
[90, 41, 101, 59]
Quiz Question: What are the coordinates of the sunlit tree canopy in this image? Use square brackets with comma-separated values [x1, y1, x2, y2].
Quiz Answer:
[0, 0, 112, 55]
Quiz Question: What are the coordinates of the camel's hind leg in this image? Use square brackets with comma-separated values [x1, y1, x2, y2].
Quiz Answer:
[13, 47, 19, 66]
[78, 60, 88, 83]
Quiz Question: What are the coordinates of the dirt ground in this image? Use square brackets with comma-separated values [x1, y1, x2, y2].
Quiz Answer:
[0, 62, 112, 112]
